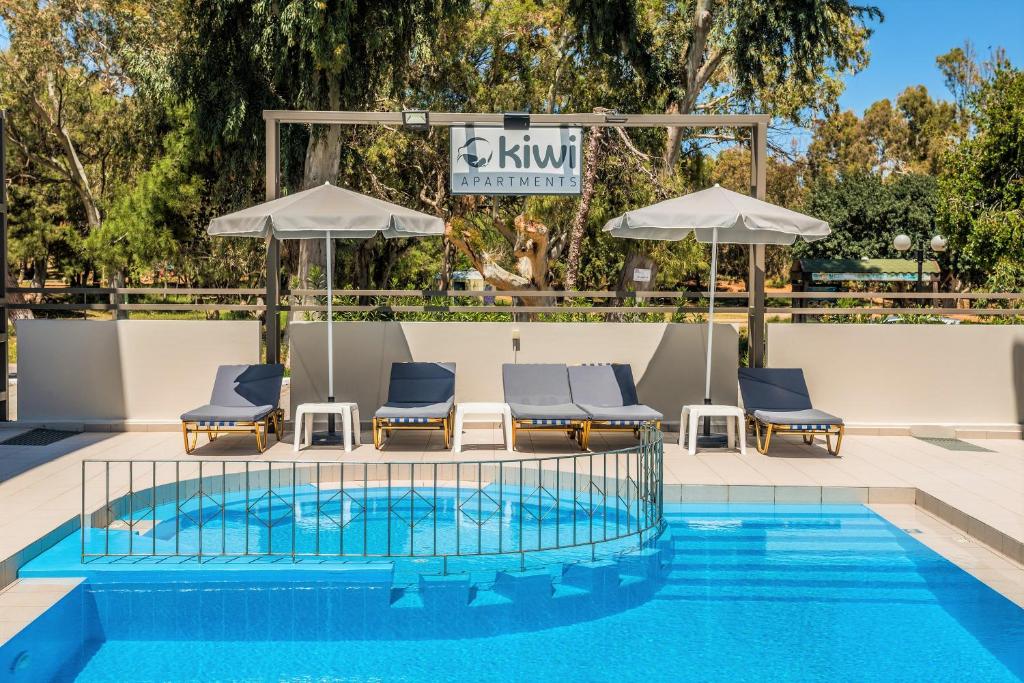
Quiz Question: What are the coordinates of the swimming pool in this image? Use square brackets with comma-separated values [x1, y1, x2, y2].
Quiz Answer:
[4, 504, 1023, 682]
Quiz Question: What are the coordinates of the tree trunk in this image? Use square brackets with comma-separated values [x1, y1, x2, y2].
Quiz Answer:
[6, 268, 33, 322]
[611, 249, 658, 320]
[564, 124, 605, 292]
[662, 0, 721, 172]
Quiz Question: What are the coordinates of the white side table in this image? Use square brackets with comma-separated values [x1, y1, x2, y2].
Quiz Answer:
[680, 404, 746, 455]
[453, 402, 513, 453]
[294, 402, 361, 452]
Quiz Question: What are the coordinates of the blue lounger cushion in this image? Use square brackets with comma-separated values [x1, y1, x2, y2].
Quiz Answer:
[375, 398, 455, 420]
[568, 364, 662, 423]
[507, 402, 588, 422]
[503, 363, 574, 406]
[181, 404, 276, 423]
[577, 404, 662, 423]
[752, 408, 843, 426]
[374, 362, 456, 419]
[738, 368, 843, 426]
[181, 364, 284, 422]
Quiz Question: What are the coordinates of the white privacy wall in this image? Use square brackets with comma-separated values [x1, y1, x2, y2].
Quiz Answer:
[767, 324, 1024, 429]
[289, 321, 739, 428]
[18, 320, 260, 425]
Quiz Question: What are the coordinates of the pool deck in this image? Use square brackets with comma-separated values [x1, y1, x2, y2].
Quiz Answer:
[0, 426, 1021, 611]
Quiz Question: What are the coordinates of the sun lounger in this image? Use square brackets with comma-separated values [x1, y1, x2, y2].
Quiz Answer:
[373, 362, 456, 449]
[737, 368, 844, 456]
[502, 363, 590, 450]
[568, 364, 662, 438]
[180, 364, 285, 454]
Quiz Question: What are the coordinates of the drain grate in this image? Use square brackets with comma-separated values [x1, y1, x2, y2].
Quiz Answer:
[0, 428, 78, 446]
[915, 437, 994, 453]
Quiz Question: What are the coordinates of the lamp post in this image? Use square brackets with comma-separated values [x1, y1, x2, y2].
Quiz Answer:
[893, 233, 947, 292]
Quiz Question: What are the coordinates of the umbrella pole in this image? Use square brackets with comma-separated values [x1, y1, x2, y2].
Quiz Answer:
[327, 234, 336, 433]
[700, 227, 724, 445]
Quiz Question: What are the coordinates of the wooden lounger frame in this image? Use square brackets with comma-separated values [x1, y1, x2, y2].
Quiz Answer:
[588, 419, 662, 442]
[749, 417, 844, 456]
[511, 419, 590, 451]
[181, 409, 285, 455]
[373, 408, 455, 449]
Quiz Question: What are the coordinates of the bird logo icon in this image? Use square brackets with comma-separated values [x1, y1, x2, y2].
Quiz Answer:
[456, 137, 493, 169]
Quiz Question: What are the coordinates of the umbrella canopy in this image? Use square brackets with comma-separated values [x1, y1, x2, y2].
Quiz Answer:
[208, 181, 445, 239]
[603, 184, 830, 439]
[208, 181, 444, 443]
[603, 184, 829, 244]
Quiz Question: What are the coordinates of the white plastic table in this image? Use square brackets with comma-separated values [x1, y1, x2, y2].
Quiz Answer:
[453, 402, 514, 453]
[294, 402, 361, 452]
[679, 404, 746, 455]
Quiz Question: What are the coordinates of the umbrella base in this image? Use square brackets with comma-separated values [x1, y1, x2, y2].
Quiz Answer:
[311, 431, 346, 446]
[696, 432, 729, 448]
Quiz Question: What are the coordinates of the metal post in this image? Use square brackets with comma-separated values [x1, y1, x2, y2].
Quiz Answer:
[326, 232, 336, 435]
[748, 121, 768, 367]
[0, 110, 9, 420]
[704, 227, 720, 403]
[916, 247, 924, 294]
[264, 118, 281, 365]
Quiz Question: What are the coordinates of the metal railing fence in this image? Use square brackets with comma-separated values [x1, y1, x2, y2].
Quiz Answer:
[11, 285, 1024, 317]
[80, 426, 664, 568]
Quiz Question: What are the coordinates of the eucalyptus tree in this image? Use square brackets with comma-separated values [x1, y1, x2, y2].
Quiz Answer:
[0, 0, 176, 287]
[570, 0, 883, 170]
[173, 0, 462, 292]
[938, 64, 1023, 291]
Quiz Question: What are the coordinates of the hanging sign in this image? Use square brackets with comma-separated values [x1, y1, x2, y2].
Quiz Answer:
[632, 268, 652, 283]
[450, 126, 582, 195]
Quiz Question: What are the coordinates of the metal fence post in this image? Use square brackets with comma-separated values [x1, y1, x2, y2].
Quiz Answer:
[747, 120, 768, 368]
[264, 117, 281, 365]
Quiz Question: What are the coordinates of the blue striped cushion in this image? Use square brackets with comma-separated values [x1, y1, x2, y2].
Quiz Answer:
[198, 421, 237, 427]
[525, 419, 575, 426]
[388, 417, 432, 424]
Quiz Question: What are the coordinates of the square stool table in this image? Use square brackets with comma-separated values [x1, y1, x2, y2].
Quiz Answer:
[453, 402, 514, 453]
[679, 404, 746, 455]
[294, 402, 361, 452]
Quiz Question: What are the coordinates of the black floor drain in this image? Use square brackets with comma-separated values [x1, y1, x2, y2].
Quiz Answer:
[915, 437, 994, 453]
[0, 428, 79, 446]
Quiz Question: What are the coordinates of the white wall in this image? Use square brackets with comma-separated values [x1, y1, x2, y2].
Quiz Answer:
[18, 320, 260, 425]
[289, 321, 738, 428]
[767, 324, 1024, 430]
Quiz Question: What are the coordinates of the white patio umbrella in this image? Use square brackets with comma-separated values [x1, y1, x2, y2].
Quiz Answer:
[209, 181, 444, 439]
[604, 184, 830, 440]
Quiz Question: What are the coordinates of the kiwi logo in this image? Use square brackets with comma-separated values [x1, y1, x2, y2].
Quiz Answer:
[456, 137, 493, 168]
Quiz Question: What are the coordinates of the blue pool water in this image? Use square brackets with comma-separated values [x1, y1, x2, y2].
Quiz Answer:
[85, 485, 642, 557]
[4, 504, 1023, 682]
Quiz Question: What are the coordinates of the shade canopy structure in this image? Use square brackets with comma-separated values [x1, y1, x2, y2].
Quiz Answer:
[208, 181, 444, 441]
[603, 184, 830, 443]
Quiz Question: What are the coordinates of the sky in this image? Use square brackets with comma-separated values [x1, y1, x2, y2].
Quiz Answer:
[837, 0, 1024, 113]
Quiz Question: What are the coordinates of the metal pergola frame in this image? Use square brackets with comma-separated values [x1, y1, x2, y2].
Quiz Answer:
[262, 110, 770, 367]
[0, 111, 9, 420]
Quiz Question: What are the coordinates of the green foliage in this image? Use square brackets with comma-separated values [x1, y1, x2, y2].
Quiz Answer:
[85, 119, 204, 280]
[795, 172, 939, 261]
[938, 66, 1024, 290]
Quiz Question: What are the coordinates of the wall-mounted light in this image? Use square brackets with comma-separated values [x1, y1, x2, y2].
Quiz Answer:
[511, 328, 521, 353]
[402, 110, 430, 131]
[503, 112, 530, 130]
